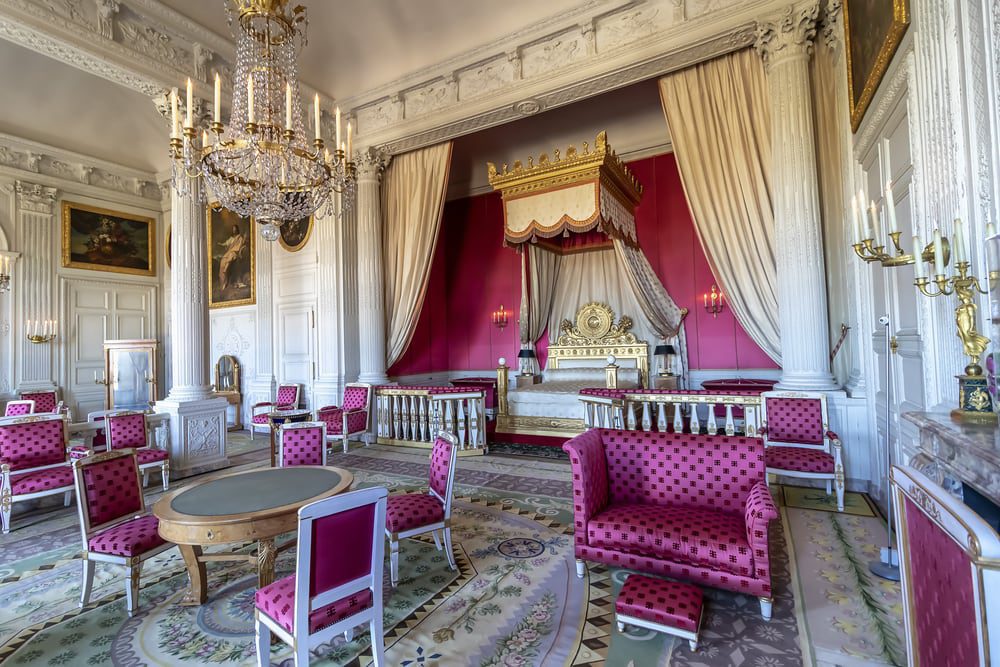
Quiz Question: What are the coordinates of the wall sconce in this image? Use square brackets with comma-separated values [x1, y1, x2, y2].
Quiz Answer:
[26, 319, 57, 344]
[491, 304, 509, 331]
[703, 285, 724, 318]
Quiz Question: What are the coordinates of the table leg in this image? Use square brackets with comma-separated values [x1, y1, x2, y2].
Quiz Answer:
[178, 544, 208, 606]
[269, 427, 276, 468]
[258, 538, 277, 589]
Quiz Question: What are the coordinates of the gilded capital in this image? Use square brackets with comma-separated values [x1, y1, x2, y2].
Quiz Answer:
[754, 0, 820, 68]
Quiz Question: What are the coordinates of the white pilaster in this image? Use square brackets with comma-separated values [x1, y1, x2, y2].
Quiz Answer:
[756, 1, 839, 391]
[155, 179, 228, 476]
[355, 149, 391, 385]
[15, 181, 58, 392]
[246, 231, 275, 412]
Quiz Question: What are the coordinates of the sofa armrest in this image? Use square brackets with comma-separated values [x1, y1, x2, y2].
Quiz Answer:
[825, 430, 840, 442]
[745, 481, 779, 582]
[562, 430, 610, 547]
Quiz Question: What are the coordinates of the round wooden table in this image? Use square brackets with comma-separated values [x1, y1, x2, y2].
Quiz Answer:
[153, 465, 353, 605]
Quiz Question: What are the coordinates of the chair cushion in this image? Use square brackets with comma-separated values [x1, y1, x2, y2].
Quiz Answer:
[10, 466, 75, 495]
[88, 515, 166, 557]
[385, 494, 445, 534]
[69, 445, 92, 460]
[252, 414, 270, 425]
[766, 446, 834, 474]
[588, 504, 753, 577]
[255, 573, 373, 634]
[615, 575, 703, 633]
[135, 448, 169, 466]
[324, 410, 368, 436]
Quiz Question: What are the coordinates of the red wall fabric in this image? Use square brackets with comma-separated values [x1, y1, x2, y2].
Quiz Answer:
[387, 152, 778, 376]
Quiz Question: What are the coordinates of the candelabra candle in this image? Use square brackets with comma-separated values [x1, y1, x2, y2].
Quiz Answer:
[492, 305, 509, 330]
[703, 285, 724, 318]
[25, 318, 57, 344]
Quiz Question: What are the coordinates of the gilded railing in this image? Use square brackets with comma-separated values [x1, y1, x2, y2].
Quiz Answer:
[579, 389, 762, 436]
[374, 386, 486, 455]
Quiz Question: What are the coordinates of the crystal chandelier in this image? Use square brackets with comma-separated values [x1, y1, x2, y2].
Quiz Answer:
[169, 0, 355, 241]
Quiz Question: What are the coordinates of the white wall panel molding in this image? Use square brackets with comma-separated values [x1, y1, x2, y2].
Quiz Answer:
[15, 179, 57, 391]
[209, 309, 255, 426]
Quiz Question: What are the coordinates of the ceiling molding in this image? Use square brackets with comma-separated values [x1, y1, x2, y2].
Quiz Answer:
[0, 131, 162, 201]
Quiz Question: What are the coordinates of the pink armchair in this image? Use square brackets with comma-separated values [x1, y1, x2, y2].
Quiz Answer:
[19, 390, 62, 415]
[317, 383, 371, 454]
[106, 411, 169, 491]
[563, 428, 779, 619]
[277, 421, 328, 467]
[250, 383, 301, 441]
[0, 414, 74, 533]
[4, 400, 35, 417]
[759, 391, 845, 511]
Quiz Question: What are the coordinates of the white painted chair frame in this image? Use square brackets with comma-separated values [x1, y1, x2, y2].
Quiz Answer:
[277, 421, 329, 467]
[72, 449, 173, 616]
[105, 410, 170, 491]
[0, 414, 74, 534]
[254, 486, 388, 667]
[616, 606, 703, 651]
[3, 399, 35, 416]
[386, 431, 459, 588]
[251, 383, 302, 441]
[759, 390, 845, 512]
[324, 383, 372, 454]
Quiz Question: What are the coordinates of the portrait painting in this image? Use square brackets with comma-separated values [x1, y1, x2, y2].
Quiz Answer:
[207, 204, 256, 309]
[61, 201, 156, 276]
[844, 0, 910, 131]
[278, 215, 313, 252]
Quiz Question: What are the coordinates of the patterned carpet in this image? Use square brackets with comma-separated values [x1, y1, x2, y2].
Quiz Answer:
[0, 440, 897, 666]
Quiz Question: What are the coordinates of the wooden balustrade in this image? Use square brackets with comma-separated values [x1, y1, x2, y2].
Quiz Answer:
[375, 386, 487, 455]
[579, 389, 762, 436]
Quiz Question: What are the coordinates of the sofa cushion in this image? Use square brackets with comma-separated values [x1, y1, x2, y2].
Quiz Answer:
[588, 504, 753, 577]
[11, 466, 75, 495]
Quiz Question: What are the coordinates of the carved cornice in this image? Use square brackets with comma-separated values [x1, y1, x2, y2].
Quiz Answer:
[754, 0, 820, 69]
[15, 181, 57, 214]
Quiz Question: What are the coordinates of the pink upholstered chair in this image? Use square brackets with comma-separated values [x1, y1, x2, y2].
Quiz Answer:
[384, 432, 459, 587]
[317, 383, 372, 454]
[19, 390, 61, 414]
[892, 464, 1000, 665]
[0, 414, 74, 533]
[4, 400, 35, 417]
[106, 411, 169, 491]
[251, 383, 301, 441]
[254, 486, 388, 666]
[72, 449, 172, 616]
[759, 391, 845, 511]
[278, 421, 328, 467]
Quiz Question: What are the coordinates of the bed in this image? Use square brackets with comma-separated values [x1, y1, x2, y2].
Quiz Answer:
[496, 302, 648, 438]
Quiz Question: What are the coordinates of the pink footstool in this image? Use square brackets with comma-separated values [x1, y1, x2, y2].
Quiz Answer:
[615, 575, 704, 650]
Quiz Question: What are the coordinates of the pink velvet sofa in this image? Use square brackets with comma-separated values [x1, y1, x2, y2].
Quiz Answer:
[563, 428, 779, 619]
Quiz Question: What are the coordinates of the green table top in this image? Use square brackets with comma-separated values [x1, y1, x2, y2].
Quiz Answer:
[170, 467, 344, 517]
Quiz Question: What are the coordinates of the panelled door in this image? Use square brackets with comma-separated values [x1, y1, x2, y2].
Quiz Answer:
[276, 303, 315, 410]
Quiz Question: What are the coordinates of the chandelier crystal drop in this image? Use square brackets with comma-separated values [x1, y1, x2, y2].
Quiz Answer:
[169, 0, 355, 240]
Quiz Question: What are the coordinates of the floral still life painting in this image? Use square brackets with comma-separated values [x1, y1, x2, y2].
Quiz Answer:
[61, 202, 156, 276]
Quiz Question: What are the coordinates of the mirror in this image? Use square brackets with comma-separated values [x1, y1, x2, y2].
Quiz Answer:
[216, 355, 239, 390]
[104, 339, 158, 411]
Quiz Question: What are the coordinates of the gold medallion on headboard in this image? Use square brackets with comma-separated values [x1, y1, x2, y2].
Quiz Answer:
[549, 302, 649, 386]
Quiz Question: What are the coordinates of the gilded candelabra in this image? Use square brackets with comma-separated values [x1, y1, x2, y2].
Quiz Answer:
[852, 232, 945, 269]
[26, 333, 56, 344]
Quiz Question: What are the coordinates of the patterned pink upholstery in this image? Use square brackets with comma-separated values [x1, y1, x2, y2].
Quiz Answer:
[135, 448, 168, 465]
[563, 428, 776, 599]
[107, 413, 147, 449]
[80, 454, 143, 526]
[69, 445, 92, 460]
[320, 408, 368, 435]
[255, 574, 374, 634]
[0, 419, 66, 471]
[762, 396, 824, 444]
[88, 514, 166, 557]
[904, 496, 979, 665]
[4, 402, 33, 417]
[280, 425, 325, 466]
[276, 384, 299, 408]
[342, 386, 369, 410]
[616, 575, 702, 633]
[765, 446, 833, 474]
[251, 413, 269, 424]
[20, 391, 57, 413]
[589, 504, 753, 576]
[385, 494, 445, 534]
[429, 436, 453, 498]
[10, 466, 74, 495]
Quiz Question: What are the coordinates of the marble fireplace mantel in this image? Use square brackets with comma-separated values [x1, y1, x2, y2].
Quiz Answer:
[903, 411, 1000, 504]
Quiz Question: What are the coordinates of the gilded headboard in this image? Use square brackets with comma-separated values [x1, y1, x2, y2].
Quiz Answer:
[547, 302, 649, 387]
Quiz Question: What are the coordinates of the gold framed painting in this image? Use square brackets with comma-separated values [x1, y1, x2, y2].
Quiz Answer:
[61, 201, 156, 276]
[207, 203, 256, 309]
[165, 224, 172, 270]
[845, 0, 911, 132]
[278, 215, 313, 252]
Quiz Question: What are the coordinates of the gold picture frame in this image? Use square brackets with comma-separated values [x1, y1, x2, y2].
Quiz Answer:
[61, 201, 156, 276]
[165, 224, 172, 270]
[277, 215, 314, 252]
[207, 203, 256, 309]
[845, 0, 911, 132]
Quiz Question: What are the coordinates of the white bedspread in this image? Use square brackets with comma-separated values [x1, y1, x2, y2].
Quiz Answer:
[507, 378, 639, 419]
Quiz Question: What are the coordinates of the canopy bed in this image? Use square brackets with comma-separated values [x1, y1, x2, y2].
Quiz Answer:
[487, 132, 688, 439]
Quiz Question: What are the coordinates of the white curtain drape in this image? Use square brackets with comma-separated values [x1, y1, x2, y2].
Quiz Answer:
[519, 245, 562, 345]
[382, 141, 453, 367]
[658, 48, 781, 363]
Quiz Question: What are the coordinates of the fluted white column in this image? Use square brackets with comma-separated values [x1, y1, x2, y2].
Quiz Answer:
[355, 149, 391, 385]
[15, 181, 58, 392]
[246, 233, 275, 414]
[756, 1, 838, 391]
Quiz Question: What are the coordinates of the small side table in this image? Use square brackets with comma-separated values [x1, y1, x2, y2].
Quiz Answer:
[267, 408, 312, 467]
